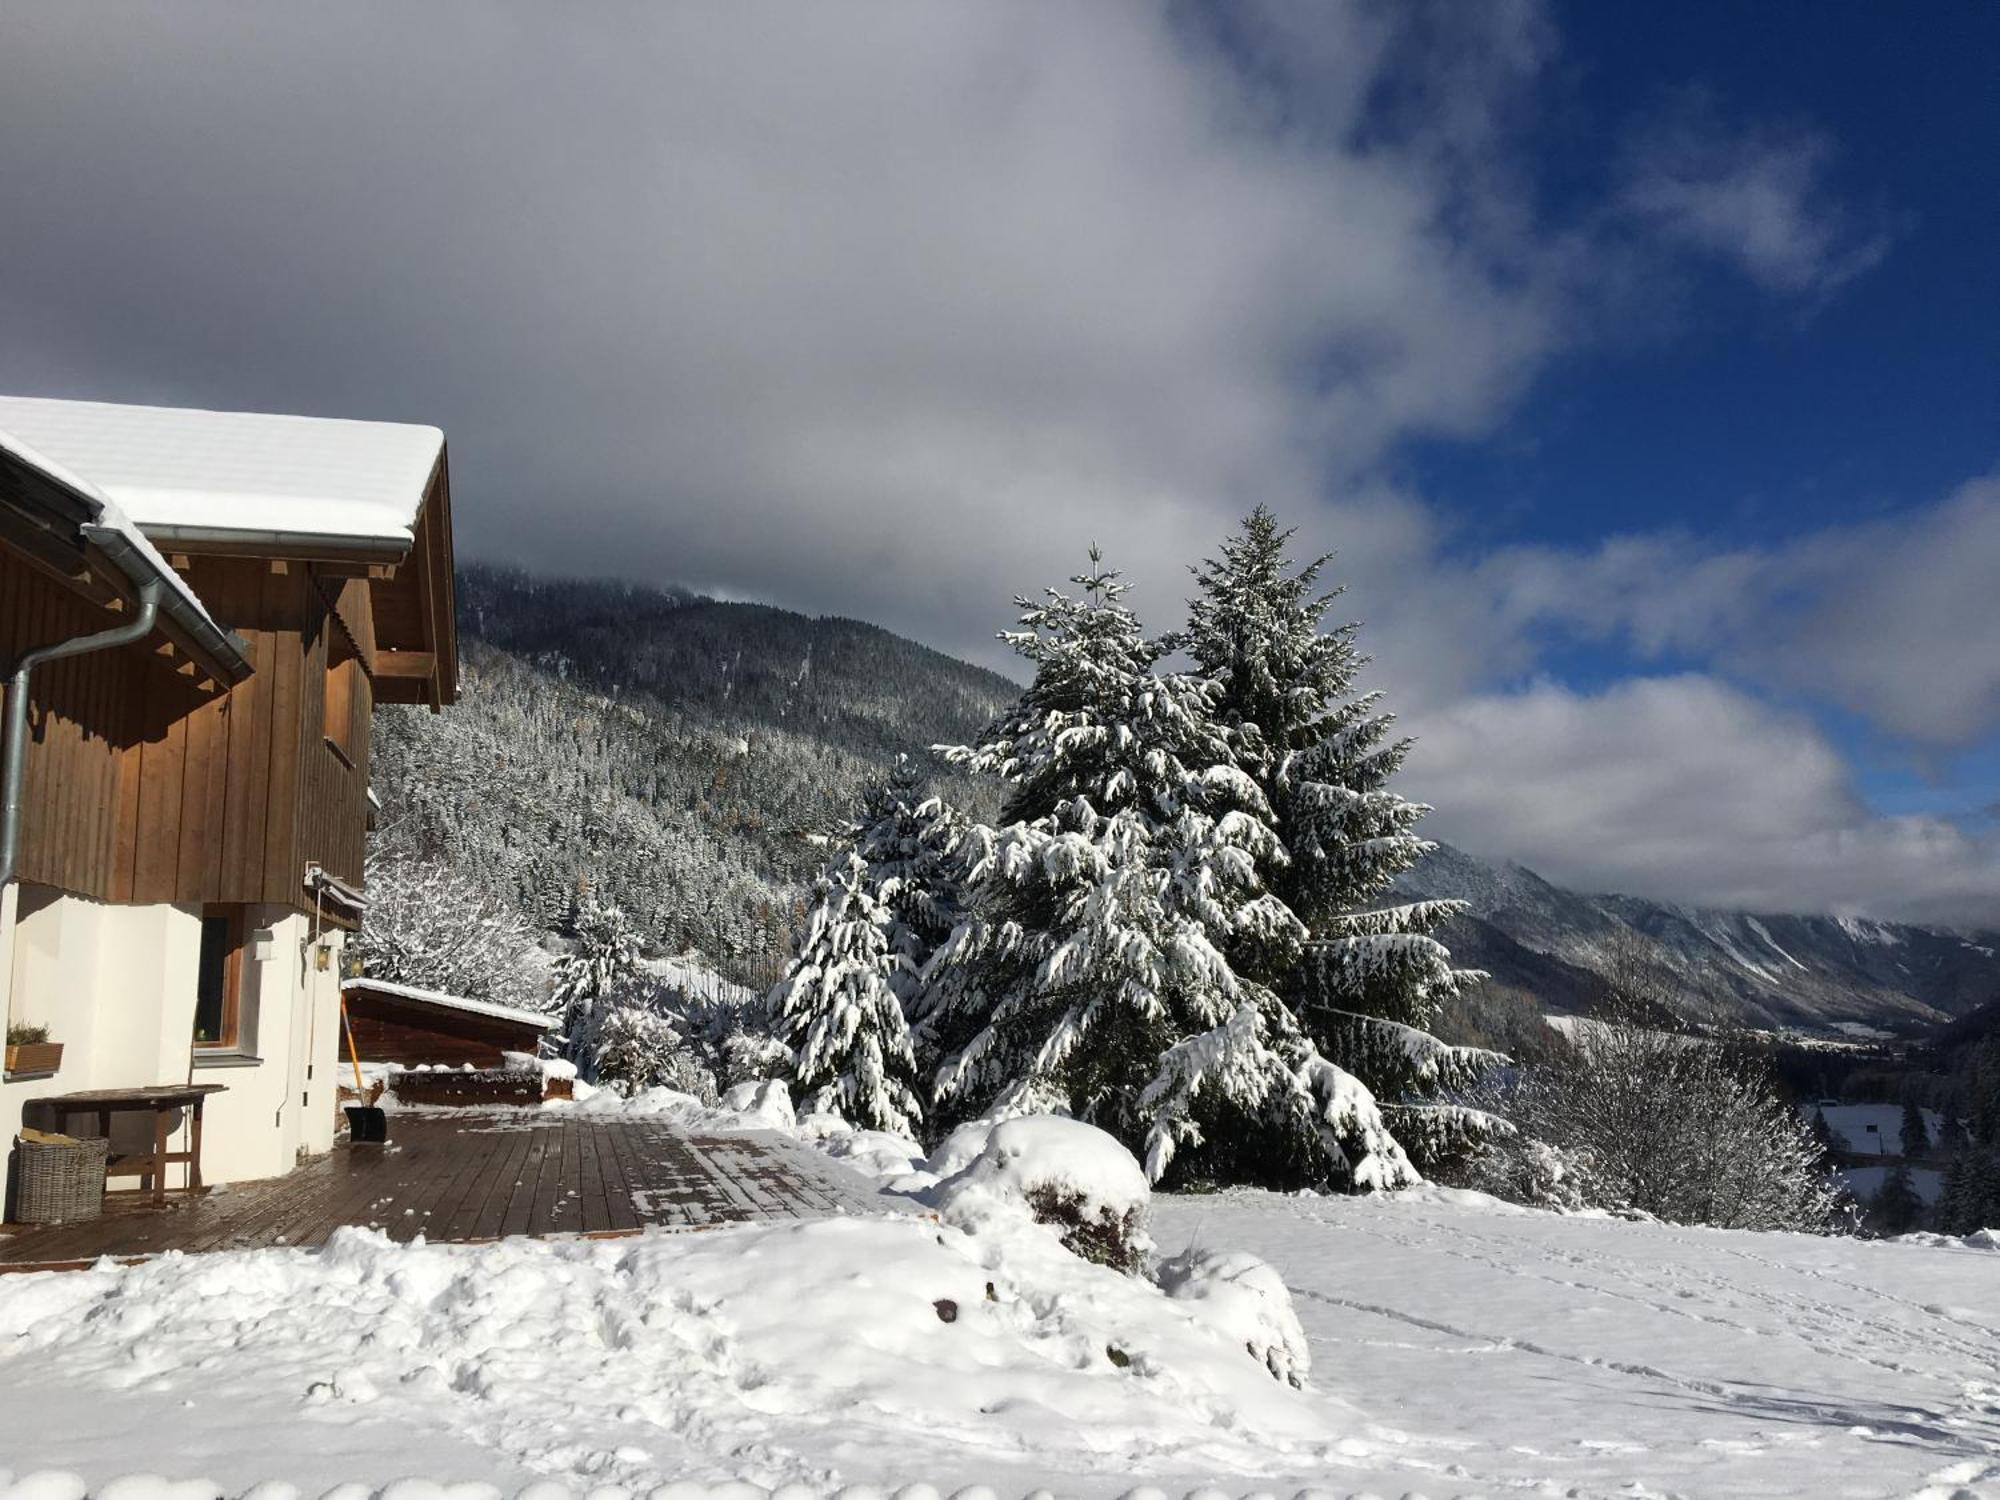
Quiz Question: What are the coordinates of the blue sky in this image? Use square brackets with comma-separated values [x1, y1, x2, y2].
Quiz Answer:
[1416, 1, 1997, 550]
[0, 2, 1994, 922]
[1389, 1, 2000, 867]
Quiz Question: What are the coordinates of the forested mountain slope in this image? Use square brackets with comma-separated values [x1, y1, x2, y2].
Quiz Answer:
[372, 569, 1013, 984]
[372, 568, 2000, 1027]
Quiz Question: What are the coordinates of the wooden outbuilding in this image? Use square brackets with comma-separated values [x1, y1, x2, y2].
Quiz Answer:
[342, 978, 553, 1070]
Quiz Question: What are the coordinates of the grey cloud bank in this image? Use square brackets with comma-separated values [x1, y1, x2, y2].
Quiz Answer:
[1, 3, 1992, 924]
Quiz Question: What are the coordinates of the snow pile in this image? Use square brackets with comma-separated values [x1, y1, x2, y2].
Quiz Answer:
[927, 1117, 1153, 1273]
[718, 1080, 796, 1130]
[0, 1484, 1420, 1500]
[1154, 1248, 1309, 1389]
[1894, 1225, 2000, 1251]
[0, 1215, 1342, 1495]
[794, 1113, 934, 1193]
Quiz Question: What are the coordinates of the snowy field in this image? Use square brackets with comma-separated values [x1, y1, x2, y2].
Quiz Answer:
[1817, 1104, 1947, 1159]
[2, 1174, 1996, 1499]
[1153, 1189, 2000, 1499]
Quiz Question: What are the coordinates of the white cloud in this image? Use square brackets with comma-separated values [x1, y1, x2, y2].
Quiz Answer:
[1474, 473, 2000, 747]
[0, 2, 1565, 672]
[1409, 676, 2000, 926]
[1616, 92, 1890, 296]
[2, 3, 1974, 922]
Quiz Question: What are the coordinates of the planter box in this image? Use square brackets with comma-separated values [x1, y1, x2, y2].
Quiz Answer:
[4, 1041, 63, 1077]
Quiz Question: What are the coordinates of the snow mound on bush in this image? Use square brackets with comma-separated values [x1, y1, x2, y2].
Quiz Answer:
[928, 1116, 1152, 1272]
[719, 1079, 795, 1129]
[1155, 1247, 1309, 1388]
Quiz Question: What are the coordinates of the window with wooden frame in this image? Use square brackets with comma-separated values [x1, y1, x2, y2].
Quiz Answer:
[323, 630, 362, 766]
[193, 906, 245, 1050]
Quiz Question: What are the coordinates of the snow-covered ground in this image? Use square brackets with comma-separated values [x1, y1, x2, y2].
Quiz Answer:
[1843, 1163, 1947, 1208]
[1817, 1103, 1946, 1159]
[3, 1166, 1996, 1498]
[1153, 1188, 2000, 1499]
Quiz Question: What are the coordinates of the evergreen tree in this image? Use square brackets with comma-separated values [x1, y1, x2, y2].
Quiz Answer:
[1937, 1147, 2000, 1235]
[1184, 507, 1500, 1175]
[1972, 1035, 2000, 1146]
[1870, 1162, 1924, 1236]
[852, 754, 967, 1066]
[1900, 1096, 1932, 1159]
[927, 551, 1413, 1188]
[552, 897, 646, 1075]
[768, 849, 925, 1136]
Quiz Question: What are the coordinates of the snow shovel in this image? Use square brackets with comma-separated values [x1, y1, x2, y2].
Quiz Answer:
[340, 995, 388, 1144]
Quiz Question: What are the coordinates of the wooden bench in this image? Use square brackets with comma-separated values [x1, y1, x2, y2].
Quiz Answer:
[28, 1084, 228, 1204]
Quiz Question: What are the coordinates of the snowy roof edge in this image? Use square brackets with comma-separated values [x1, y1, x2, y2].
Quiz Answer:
[0, 420, 248, 674]
[343, 976, 555, 1031]
[0, 395, 444, 548]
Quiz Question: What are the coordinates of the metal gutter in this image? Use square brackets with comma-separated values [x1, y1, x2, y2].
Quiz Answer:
[136, 523, 410, 561]
[82, 522, 253, 684]
[0, 581, 162, 889]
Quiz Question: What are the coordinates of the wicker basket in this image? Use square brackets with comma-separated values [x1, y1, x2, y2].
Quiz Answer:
[14, 1134, 110, 1224]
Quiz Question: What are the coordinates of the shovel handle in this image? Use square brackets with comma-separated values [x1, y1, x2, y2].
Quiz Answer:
[340, 995, 368, 1094]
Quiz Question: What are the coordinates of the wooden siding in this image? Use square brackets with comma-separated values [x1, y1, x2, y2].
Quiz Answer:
[345, 989, 545, 1069]
[4, 547, 378, 911]
[0, 551, 146, 896]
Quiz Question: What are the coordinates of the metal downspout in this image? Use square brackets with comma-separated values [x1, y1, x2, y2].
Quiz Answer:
[0, 580, 163, 891]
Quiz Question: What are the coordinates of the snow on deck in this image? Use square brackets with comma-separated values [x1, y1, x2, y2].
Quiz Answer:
[0, 396, 442, 546]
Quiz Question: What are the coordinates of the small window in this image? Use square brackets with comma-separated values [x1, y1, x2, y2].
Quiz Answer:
[194, 907, 244, 1049]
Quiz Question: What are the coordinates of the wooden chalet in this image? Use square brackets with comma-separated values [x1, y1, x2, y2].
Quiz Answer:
[0, 396, 458, 1206]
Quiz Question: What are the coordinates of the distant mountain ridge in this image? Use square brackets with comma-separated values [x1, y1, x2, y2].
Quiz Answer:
[1397, 841, 2000, 1035]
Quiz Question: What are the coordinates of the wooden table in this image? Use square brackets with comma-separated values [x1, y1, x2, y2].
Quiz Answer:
[28, 1085, 227, 1203]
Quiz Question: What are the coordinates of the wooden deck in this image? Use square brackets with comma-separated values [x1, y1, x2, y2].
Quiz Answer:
[0, 1113, 888, 1271]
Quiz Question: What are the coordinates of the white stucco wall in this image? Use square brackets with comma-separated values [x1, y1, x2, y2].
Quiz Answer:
[194, 909, 345, 1182]
[2, 889, 344, 1213]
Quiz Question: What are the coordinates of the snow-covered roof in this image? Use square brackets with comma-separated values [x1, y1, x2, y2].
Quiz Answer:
[0, 420, 238, 654]
[0, 395, 443, 551]
[343, 976, 554, 1032]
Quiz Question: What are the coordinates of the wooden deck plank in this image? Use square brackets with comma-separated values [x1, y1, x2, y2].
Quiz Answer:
[434, 1118, 524, 1242]
[466, 1119, 538, 1242]
[0, 1114, 888, 1267]
[588, 1120, 641, 1234]
[498, 1122, 558, 1241]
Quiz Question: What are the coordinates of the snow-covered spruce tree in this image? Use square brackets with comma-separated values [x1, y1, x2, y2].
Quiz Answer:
[353, 854, 545, 1014]
[767, 848, 925, 1136]
[927, 550, 1413, 1188]
[1901, 1096, 1932, 1158]
[1183, 507, 1501, 1176]
[552, 896, 646, 1075]
[851, 754, 967, 1073]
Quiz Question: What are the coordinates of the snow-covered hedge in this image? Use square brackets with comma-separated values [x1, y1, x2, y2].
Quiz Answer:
[1154, 1247, 1310, 1389]
[926, 1116, 1153, 1273]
